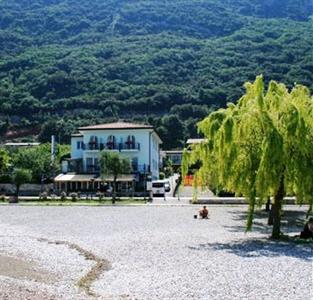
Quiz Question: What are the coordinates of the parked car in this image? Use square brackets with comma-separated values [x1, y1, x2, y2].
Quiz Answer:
[152, 180, 166, 197]
[152, 180, 171, 197]
[164, 181, 171, 192]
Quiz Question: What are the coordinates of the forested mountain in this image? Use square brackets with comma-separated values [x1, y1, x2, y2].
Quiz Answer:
[0, 0, 312, 148]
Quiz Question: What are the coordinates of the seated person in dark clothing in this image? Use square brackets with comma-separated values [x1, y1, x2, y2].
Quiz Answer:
[300, 217, 313, 239]
[199, 206, 209, 219]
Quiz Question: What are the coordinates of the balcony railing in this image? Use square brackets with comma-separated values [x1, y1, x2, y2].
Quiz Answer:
[86, 165, 100, 174]
[83, 142, 140, 151]
[120, 142, 140, 151]
[134, 164, 151, 173]
[85, 164, 150, 174]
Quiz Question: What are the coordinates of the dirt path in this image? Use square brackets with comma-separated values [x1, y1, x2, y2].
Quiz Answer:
[0, 255, 54, 283]
[38, 238, 111, 297]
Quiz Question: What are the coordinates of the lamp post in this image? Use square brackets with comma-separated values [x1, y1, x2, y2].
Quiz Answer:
[143, 165, 146, 201]
[146, 175, 152, 202]
[90, 178, 95, 200]
[40, 174, 47, 195]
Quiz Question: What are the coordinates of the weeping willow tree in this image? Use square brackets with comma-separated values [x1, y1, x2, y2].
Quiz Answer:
[182, 76, 313, 239]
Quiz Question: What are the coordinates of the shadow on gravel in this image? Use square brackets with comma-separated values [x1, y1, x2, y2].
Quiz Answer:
[230, 209, 307, 223]
[223, 222, 270, 234]
[224, 209, 307, 234]
[188, 239, 313, 261]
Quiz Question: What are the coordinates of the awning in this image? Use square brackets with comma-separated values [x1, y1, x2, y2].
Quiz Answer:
[54, 174, 134, 182]
[102, 175, 135, 182]
[186, 138, 207, 144]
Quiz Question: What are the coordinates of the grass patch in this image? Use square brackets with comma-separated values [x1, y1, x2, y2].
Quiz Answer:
[0, 199, 146, 206]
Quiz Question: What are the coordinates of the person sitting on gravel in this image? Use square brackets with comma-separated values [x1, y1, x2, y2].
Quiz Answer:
[300, 217, 313, 239]
[199, 206, 209, 219]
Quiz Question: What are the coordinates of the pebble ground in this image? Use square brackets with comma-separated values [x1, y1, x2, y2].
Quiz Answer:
[0, 205, 312, 299]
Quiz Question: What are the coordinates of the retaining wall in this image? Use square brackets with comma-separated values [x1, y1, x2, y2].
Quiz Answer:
[0, 184, 54, 196]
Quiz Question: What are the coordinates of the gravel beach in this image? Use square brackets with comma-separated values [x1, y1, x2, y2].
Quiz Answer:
[0, 205, 312, 300]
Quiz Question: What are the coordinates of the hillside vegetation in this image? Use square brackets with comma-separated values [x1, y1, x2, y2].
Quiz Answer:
[0, 0, 312, 148]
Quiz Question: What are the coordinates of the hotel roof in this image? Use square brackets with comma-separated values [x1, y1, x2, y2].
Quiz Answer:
[79, 121, 154, 131]
[4, 142, 40, 147]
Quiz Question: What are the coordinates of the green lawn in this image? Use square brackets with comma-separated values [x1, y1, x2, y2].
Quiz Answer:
[0, 199, 146, 206]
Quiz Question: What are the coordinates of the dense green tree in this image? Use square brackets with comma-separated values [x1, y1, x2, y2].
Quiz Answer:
[183, 76, 313, 239]
[99, 151, 131, 204]
[12, 145, 52, 183]
[0, 1, 312, 148]
[0, 149, 10, 174]
[162, 158, 174, 178]
[38, 120, 76, 144]
[11, 144, 69, 183]
[158, 115, 186, 149]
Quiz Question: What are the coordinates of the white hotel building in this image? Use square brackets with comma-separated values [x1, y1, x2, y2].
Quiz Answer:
[55, 122, 162, 193]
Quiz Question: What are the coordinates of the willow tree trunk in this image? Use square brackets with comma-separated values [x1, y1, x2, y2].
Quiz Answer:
[271, 179, 284, 239]
[265, 197, 271, 212]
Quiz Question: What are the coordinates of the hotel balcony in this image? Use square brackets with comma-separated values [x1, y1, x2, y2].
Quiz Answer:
[120, 142, 140, 152]
[86, 165, 100, 174]
[133, 164, 151, 173]
[83, 142, 140, 152]
[85, 164, 150, 175]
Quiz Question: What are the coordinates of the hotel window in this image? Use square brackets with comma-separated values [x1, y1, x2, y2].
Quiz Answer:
[94, 158, 99, 170]
[77, 141, 84, 149]
[107, 135, 116, 149]
[89, 136, 98, 143]
[86, 157, 93, 166]
[126, 135, 136, 149]
[131, 157, 138, 171]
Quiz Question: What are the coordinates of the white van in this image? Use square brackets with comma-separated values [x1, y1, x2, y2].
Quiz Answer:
[152, 180, 171, 197]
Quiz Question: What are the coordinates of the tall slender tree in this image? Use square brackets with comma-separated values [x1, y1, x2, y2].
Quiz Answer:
[11, 168, 32, 202]
[100, 151, 131, 204]
[183, 76, 313, 239]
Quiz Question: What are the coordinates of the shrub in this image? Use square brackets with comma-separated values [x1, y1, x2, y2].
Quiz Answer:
[0, 194, 6, 202]
[60, 191, 67, 201]
[39, 192, 48, 200]
[217, 190, 236, 197]
[159, 172, 165, 180]
[70, 192, 78, 202]
[96, 191, 104, 201]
